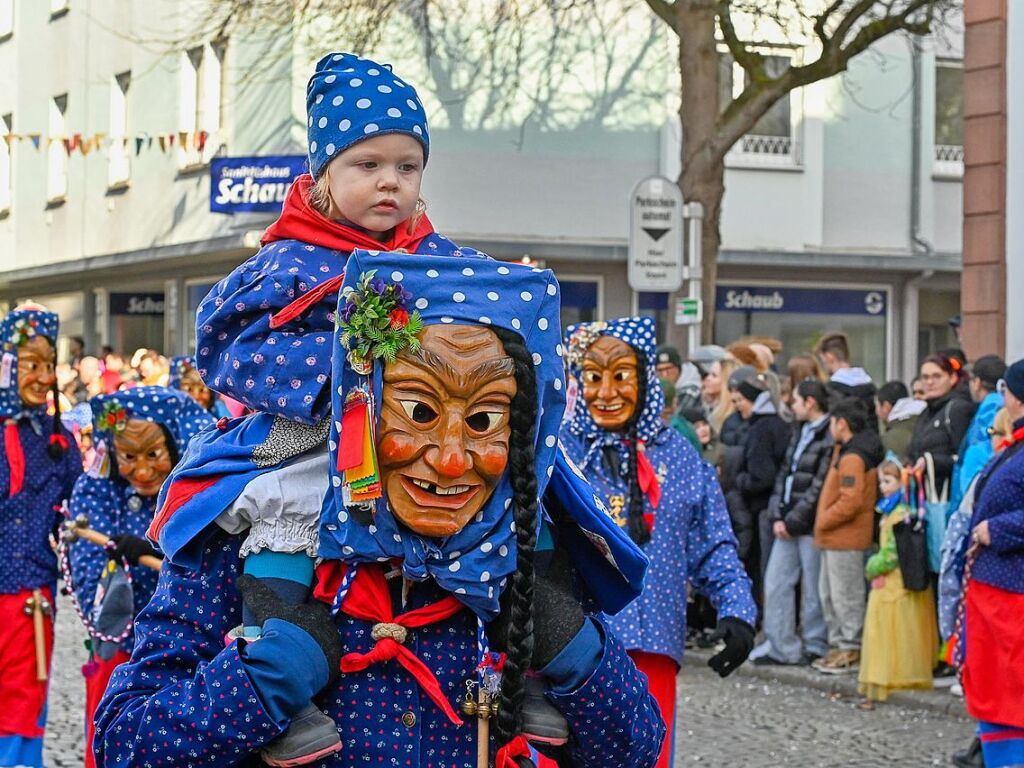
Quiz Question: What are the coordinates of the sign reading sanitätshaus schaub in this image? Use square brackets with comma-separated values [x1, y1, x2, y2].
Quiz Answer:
[210, 156, 308, 213]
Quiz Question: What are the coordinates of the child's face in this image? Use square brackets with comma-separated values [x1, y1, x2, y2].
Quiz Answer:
[325, 134, 424, 239]
[879, 471, 901, 498]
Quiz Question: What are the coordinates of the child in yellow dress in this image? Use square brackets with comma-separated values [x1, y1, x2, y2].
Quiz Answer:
[858, 457, 938, 702]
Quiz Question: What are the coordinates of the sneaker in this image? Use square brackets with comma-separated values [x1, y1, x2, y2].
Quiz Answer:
[261, 704, 342, 767]
[950, 682, 963, 698]
[814, 649, 860, 675]
[752, 654, 804, 667]
[933, 661, 957, 688]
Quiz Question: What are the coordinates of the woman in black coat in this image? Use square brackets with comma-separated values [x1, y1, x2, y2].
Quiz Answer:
[726, 367, 792, 604]
[909, 353, 976, 494]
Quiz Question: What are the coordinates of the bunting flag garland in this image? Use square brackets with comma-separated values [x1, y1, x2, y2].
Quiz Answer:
[1, 129, 213, 156]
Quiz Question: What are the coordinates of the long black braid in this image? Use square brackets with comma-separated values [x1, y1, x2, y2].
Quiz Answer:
[46, 347, 68, 460]
[625, 348, 650, 546]
[491, 327, 538, 748]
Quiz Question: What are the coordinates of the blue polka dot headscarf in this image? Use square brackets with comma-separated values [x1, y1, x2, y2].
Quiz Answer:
[565, 316, 664, 448]
[306, 52, 429, 179]
[0, 306, 59, 418]
[167, 356, 195, 390]
[89, 386, 216, 468]
[320, 250, 566, 618]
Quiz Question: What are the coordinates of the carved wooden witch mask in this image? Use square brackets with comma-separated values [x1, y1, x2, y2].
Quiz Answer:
[378, 324, 516, 538]
[113, 420, 174, 498]
[17, 335, 57, 409]
[580, 335, 639, 432]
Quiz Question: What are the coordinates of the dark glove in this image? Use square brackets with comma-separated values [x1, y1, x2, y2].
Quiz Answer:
[109, 534, 160, 566]
[532, 551, 585, 669]
[236, 574, 343, 686]
[707, 617, 755, 678]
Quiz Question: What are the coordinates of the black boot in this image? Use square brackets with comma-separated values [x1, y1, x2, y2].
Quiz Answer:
[952, 737, 984, 768]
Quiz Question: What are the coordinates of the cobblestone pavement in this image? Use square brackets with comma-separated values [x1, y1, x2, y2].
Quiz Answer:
[674, 657, 975, 767]
[44, 589, 974, 767]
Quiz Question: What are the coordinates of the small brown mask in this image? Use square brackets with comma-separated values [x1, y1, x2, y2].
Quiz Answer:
[180, 367, 213, 411]
[378, 325, 516, 538]
[581, 335, 639, 431]
[113, 420, 173, 497]
[17, 336, 56, 408]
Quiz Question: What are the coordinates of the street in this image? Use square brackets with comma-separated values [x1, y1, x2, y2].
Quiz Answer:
[44, 592, 974, 768]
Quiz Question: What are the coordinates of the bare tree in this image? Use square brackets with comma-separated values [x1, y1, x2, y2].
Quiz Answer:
[166, 0, 957, 340]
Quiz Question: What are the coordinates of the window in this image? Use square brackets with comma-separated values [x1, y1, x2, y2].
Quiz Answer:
[179, 41, 225, 168]
[559, 278, 602, 330]
[47, 94, 68, 202]
[637, 292, 669, 344]
[720, 52, 799, 167]
[0, 113, 11, 212]
[108, 71, 131, 187]
[934, 61, 963, 177]
[0, 0, 14, 39]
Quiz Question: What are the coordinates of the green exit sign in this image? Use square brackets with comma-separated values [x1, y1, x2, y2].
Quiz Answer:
[674, 298, 702, 325]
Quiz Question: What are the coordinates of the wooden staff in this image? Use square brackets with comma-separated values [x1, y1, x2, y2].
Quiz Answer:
[477, 686, 490, 768]
[23, 590, 50, 681]
[61, 515, 162, 571]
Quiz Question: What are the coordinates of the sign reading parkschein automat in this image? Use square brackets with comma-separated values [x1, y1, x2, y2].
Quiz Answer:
[628, 176, 684, 293]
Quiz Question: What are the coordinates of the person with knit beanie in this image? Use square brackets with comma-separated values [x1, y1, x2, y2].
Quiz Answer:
[0, 305, 81, 768]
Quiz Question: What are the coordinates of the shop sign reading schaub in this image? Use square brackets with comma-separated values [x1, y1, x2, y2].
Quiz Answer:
[628, 176, 684, 293]
[210, 156, 308, 213]
[716, 286, 887, 317]
[109, 293, 165, 316]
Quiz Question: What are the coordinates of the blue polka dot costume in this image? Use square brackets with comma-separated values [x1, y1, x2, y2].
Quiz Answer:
[0, 307, 82, 768]
[561, 317, 756, 666]
[0, 308, 82, 594]
[95, 257, 664, 768]
[68, 387, 215, 653]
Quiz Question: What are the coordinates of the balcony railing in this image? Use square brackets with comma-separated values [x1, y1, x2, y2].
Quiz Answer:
[933, 143, 964, 179]
[726, 133, 801, 169]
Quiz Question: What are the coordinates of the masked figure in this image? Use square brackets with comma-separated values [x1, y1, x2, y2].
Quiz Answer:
[0, 306, 81, 768]
[65, 387, 213, 768]
[169, 355, 233, 419]
[561, 317, 756, 768]
[95, 252, 661, 768]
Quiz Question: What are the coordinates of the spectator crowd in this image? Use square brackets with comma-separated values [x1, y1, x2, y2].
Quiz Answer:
[656, 331, 1018, 768]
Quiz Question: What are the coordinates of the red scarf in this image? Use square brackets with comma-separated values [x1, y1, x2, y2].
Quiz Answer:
[998, 424, 1024, 452]
[261, 174, 434, 253]
[4, 419, 24, 497]
[314, 562, 466, 725]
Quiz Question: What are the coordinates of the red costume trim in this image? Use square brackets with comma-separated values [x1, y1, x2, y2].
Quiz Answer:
[0, 587, 54, 738]
[495, 735, 531, 768]
[5, 420, 24, 497]
[629, 650, 677, 768]
[963, 580, 1024, 727]
[147, 476, 223, 542]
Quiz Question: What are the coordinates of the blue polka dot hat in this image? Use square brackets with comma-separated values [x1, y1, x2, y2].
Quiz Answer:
[0, 306, 59, 418]
[320, 250, 565, 618]
[306, 52, 429, 179]
[89, 386, 216, 471]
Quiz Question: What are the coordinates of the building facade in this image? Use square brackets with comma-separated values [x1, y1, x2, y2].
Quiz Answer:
[0, 1, 963, 381]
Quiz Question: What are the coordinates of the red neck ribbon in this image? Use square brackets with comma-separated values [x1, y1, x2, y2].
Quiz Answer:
[315, 561, 467, 725]
[495, 735, 531, 768]
[633, 440, 662, 509]
[5, 419, 24, 497]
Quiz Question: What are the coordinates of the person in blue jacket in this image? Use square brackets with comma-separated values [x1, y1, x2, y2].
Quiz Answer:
[66, 386, 213, 768]
[169, 355, 233, 419]
[0, 305, 81, 768]
[951, 354, 1005, 511]
[94, 253, 663, 768]
[560, 316, 757, 768]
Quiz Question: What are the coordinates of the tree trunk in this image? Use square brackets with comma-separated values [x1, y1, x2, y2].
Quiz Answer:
[674, 0, 726, 346]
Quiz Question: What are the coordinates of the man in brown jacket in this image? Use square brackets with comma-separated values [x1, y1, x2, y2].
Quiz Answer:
[812, 397, 884, 674]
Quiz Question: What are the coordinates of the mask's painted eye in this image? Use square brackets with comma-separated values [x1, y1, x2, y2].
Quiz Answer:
[584, 370, 601, 383]
[614, 370, 633, 382]
[465, 411, 503, 433]
[400, 400, 437, 424]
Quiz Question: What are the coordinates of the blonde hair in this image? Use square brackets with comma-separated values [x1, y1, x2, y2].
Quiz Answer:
[879, 459, 902, 480]
[993, 408, 1012, 441]
[709, 356, 738, 431]
[309, 172, 334, 217]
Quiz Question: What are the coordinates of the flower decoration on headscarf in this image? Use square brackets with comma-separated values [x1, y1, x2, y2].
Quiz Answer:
[7, 316, 40, 348]
[338, 270, 423, 374]
[97, 399, 129, 435]
[565, 321, 608, 369]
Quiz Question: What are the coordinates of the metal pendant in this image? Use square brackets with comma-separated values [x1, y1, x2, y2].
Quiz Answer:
[127, 495, 143, 512]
